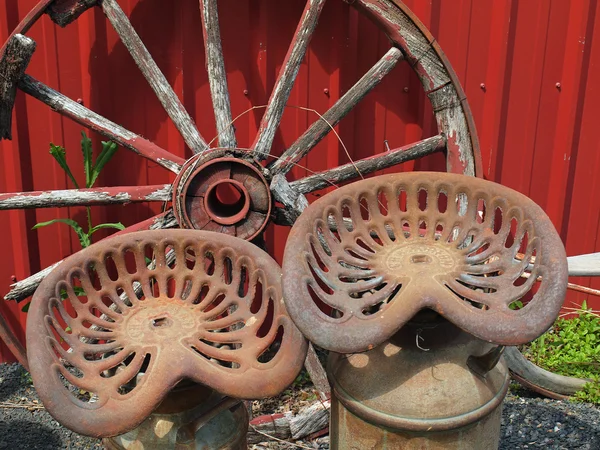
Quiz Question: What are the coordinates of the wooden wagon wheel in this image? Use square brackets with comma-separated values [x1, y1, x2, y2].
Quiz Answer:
[0, 0, 482, 384]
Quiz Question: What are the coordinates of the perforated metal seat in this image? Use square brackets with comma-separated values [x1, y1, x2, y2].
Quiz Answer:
[26, 230, 307, 437]
[282, 172, 567, 354]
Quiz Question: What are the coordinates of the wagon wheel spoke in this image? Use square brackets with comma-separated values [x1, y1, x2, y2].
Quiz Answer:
[18, 75, 184, 173]
[0, 184, 171, 210]
[102, 0, 209, 154]
[199, 0, 236, 149]
[251, 0, 326, 161]
[4, 210, 178, 302]
[269, 47, 404, 175]
[290, 134, 446, 194]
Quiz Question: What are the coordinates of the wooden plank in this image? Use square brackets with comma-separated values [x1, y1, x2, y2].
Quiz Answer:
[102, 0, 208, 154]
[269, 47, 404, 175]
[290, 134, 445, 193]
[0, 35, 36, 140]
[304, 343, 330, 398]
[248, 399, 331, 444]
[251, 0, 326, 160]
[567, 252, 600, 277]
[289, 397, 330, 440]
[248, 414, 291, 445]
[0, 184, 171, 210]
[199, 0, 236, 149]
[18, 75, 184, 173]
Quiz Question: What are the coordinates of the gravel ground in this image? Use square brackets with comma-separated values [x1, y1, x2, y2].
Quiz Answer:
[1, 363, 599, 449]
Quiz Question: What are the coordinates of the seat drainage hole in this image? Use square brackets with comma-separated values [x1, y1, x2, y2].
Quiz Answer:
[411, 254, 432, 264]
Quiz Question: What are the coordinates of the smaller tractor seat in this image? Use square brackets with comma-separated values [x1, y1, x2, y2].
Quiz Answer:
[26, 230, 307, 437]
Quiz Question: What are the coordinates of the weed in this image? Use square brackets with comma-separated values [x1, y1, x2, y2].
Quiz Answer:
[20, 369, 32, 386]
[293, 368, 311, 388]
[21, 132, 124, 312]
[521, 300, 600, 404]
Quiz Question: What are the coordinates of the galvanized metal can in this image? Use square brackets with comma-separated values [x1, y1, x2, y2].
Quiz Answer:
[103, 385, 248, 450]
[328, 316, 510, 450]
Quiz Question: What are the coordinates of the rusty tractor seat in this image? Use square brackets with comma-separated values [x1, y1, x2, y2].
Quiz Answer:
[282, 172, 567, 354]
[26, 230, 307, 437]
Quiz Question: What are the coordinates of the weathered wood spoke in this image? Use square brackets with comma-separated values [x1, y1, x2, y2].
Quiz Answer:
[4, 210, 179, 302]
[271, 173, 309, 223]
[268, 173, 330, 397]
[269, 47, 404, 175]
[0, 34, 36, 140]
[18, 75, 184, 173]
[199, 0, 236, 149]
[0, 184, 171, 210]
[102, 0, 208, 154]
[289, 134, 446, 194]
[251, 0, 326, 161]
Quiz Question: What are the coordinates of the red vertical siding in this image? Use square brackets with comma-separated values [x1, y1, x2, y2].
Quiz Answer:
[0, 0, 598, 362]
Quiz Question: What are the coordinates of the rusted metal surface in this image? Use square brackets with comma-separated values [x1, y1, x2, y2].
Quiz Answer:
[0, 0, 524, 372]
[26, 229, 307, 437]
[283, 172, 568, 353]
[0, 312, 27, 370]
[329, 318, 508, 448]
[0, 0, 499, 364]
[467, 345, 505, 378]
[173, 150, 272, 240]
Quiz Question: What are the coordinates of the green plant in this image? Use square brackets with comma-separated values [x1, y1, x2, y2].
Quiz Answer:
[20, 368, 33, 386]
[509, 300, 523, 310]
[522, 300, 600, 404]
[22, 132, 124, 312]
[293, 368, 311, 388]
[33, 132, 124, 247]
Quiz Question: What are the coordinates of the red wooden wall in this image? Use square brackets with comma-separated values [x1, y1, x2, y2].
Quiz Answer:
[0, 0, 599, 362]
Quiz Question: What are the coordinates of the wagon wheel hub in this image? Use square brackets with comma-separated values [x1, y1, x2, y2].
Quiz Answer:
[172, 150, 271, 240]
